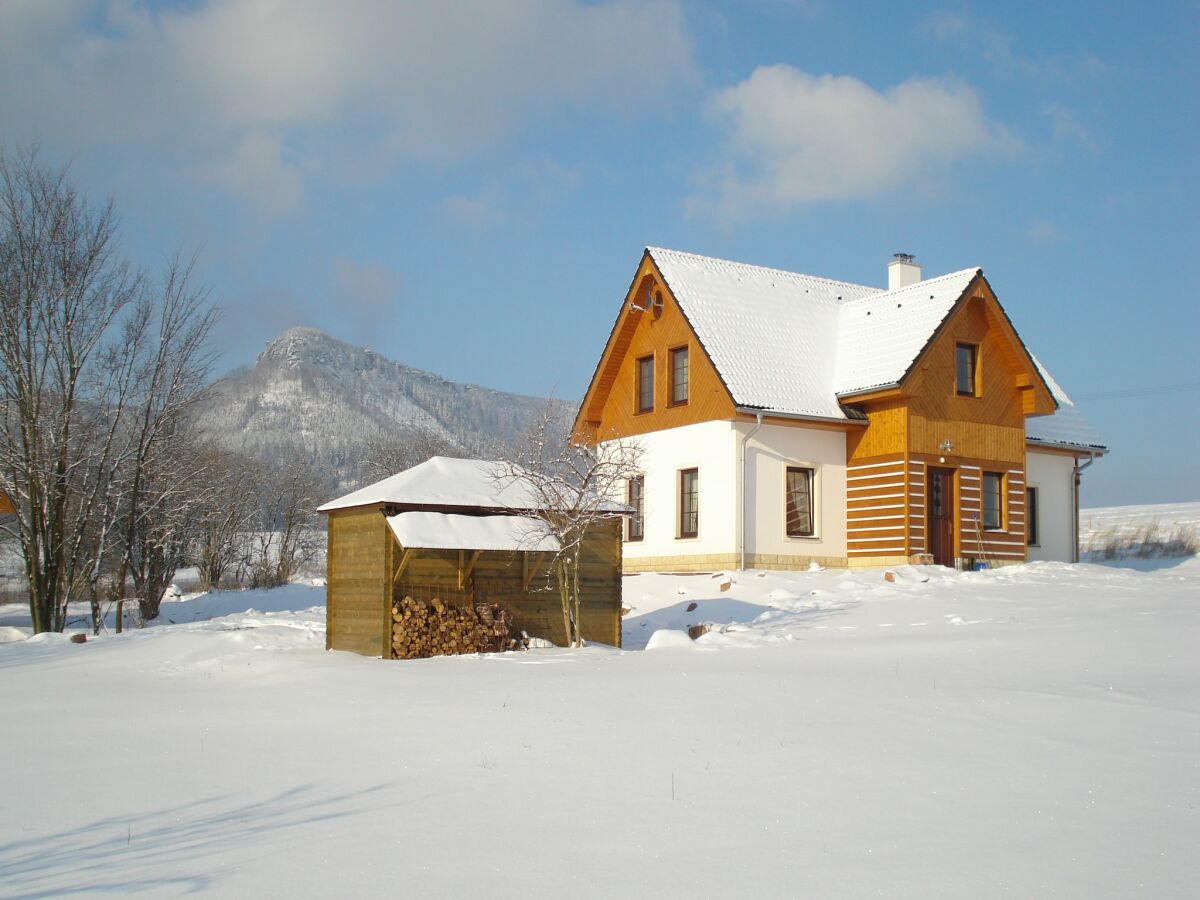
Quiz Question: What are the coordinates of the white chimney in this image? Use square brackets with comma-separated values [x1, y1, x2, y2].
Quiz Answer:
[888, 252, 922, 290]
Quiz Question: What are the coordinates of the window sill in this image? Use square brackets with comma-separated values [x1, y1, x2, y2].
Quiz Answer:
[785, 534, 820, 542]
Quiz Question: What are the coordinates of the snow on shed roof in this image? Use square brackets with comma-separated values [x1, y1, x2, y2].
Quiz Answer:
[318, 456, 539, 512]
[1025, 358, 1107, 452]
[386, 512, 560, 552]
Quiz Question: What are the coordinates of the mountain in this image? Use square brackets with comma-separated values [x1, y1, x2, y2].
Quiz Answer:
[193, 327, 570, 491]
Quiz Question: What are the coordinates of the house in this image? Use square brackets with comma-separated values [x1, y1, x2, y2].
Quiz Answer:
[318, 456, 623, 657]
[573, 248, 1106, 572]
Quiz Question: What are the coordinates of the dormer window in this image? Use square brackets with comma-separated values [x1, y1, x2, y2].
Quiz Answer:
[669, 346, 689, 406]
[636, 355, 654, 413]
[956, 343, 977, 396]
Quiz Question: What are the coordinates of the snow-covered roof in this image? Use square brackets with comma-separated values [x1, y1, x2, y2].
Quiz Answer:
[318, 456, 539, 512]
[833, 268, 982, 395]
[649, 247, 877, 420]
[386, 512, 560, 552]
[1025, 357, 1106, 451]
[646, 247, 1103, 450]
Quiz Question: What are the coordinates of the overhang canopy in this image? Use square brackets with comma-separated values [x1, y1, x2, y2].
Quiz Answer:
[385, 511, 561, 553]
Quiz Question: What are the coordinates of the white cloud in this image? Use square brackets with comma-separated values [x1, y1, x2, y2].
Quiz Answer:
[0, 1, 693, 215]
[919, 10, 1110, 81]
[1041, 103, 1098, 152]
[695, 66, 1016, 218]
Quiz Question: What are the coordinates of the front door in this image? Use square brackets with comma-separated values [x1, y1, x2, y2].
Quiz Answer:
[927, 467, 955, 567]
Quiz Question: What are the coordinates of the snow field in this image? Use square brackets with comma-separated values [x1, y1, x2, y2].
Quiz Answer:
[0, 554, 1197, 897]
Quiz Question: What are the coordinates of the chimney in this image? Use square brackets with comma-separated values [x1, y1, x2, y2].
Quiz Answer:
[888, 252, 922, 290]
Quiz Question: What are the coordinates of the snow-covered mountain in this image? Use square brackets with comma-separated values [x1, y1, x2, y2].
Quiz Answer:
[194, 327, 567, 489]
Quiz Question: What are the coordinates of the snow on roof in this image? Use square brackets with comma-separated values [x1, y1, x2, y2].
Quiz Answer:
[833, 268, 981, 395]
[1025, 357, 1107, 451]
[647, 247, 1103, 449]
[648, 247, 878, 419]
[318, 456, 540, 512]
[386, 512, 560, 552]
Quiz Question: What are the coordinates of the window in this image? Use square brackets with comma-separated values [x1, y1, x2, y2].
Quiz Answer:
[1026, 486, 1039, 546]
[956, 343, 977, 396]
[627, 476, 644, 542]
[982, 472, 1004, 530]
[636, 355, 654, 413]
[785, 466, 815, 537]
[678, 468, 698, 538]
[669, 346, 689, 405]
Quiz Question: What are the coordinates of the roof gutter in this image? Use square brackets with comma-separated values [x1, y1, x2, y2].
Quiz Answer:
[739, 411, 764, 571]
[1027, 438, 1109, 456]
[734, 406, 866, 426]
[1072, 452, 1098, 563]
[834, 383, 900, 400]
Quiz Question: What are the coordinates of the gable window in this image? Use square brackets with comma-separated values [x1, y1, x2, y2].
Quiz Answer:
[627, 476, 644, 542]
[956, 343, 977, 396]
[1026, 486, 1039, 546]
[669, 345, 689, 405]
[678, 468, 698, 538]
[982, 472, 1004, 530]
[636, 355, 654, 413]
[785, 466, 815, 537]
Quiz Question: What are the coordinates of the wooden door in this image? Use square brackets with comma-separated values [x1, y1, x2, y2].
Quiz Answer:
[927, 467, 955, 567]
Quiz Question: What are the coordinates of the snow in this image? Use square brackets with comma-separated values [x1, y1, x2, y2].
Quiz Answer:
[386, 511, 560, 552]
[317, 456, 540, 512]
[1, 546, 1197, 896]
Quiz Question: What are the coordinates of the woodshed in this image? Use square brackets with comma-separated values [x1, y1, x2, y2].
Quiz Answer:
[319, 456, 623, 658]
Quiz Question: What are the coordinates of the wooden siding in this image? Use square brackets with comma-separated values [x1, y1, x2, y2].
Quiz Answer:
[846, 455, 909, 558]
[393, 519, 623, 647]
[574, 254, 736, 443]
[326, 506, 390, 657]
[326, 508, 622, 655]
[846, 400, 906, 464]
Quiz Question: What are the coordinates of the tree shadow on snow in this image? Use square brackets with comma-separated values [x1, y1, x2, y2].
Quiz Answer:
[0, 782, 388, 898]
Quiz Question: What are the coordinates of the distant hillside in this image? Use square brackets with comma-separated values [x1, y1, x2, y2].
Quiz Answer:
[193, 327, 571, 491]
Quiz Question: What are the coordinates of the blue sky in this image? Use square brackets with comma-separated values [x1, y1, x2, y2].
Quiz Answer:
[2, 1, 1197, 505]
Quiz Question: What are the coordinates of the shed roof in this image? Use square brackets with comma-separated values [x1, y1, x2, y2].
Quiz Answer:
[386, 511, 560, 552]
[318, 456, 539, 513]
[645, 247, 1104, 450]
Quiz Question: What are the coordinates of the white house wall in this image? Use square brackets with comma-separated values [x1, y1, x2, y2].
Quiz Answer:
[740, 421, 848, 566]
[616, 420, 739, 570]
[1026, 449, 1076, 562]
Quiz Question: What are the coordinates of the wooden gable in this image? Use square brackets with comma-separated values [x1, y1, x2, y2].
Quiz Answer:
[573, 252, 736, 443]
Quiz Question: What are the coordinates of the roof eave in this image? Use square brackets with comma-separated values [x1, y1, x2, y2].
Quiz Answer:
[735, 405, 868, 426]
[1025, 438, 1109, 456]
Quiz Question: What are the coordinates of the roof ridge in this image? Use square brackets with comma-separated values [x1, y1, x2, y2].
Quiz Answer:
[647, 246, 881, 295]
[839, 266, 981, 309]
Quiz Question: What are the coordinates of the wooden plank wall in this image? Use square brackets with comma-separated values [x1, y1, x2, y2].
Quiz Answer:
[326, 507, 389, 657]
[576, 256, 735, 442]
[845, 454, 909, 560]
[953, 462, 1027, 561]
[394, 519, 623, 648]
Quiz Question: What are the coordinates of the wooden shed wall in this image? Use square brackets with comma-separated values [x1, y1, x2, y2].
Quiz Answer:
[394, 518, 623, 648]
[326, 506, 391, 656]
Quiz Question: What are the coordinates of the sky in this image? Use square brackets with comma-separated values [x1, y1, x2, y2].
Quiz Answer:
[1, 0, 1197, 506]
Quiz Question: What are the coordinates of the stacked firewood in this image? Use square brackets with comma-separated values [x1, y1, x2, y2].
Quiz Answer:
[391, 595, 528, 660]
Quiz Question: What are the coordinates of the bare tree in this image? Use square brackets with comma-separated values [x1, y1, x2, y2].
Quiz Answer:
[358, 424, 466, 483]
[0, 148, 139, 633]
[247, 454, 323, 588]
[495, 407, 640, 647]
[193, 447, 262, 591]
[0, 149, 218, 632]
[108, 257, 218, 624]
